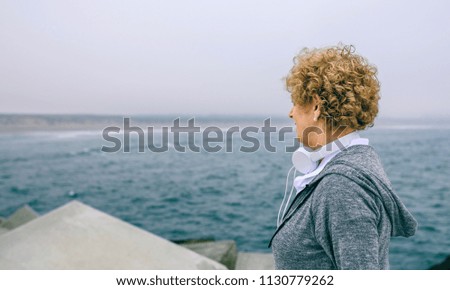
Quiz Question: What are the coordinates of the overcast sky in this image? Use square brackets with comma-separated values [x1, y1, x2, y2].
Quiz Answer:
[1, 0, 449, 118]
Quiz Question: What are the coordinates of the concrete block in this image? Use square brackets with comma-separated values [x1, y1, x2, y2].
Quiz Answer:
[180, 240, 238, 269]
[2, 205, 39, 230]
[0, 227, 9, 236]
[0, 217, 6, 235]
[235, 252, 275, 270]
[0, 201, 227, 270]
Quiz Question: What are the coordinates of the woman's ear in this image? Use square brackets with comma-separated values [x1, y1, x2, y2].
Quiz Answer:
[312, 96, 321, 119]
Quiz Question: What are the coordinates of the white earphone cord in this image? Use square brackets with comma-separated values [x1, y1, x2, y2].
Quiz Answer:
[277, 166, 296, 227]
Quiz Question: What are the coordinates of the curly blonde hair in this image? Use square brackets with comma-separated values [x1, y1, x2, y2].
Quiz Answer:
[286, 45, 380, 130]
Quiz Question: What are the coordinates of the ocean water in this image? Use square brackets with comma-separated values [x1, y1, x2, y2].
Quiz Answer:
[0, 118, 449, 269]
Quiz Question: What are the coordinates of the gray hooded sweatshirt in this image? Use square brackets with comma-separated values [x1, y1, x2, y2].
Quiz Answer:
[270, 145, 417, 269]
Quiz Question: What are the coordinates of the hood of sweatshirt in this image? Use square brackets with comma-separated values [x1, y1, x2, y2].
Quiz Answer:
[308, 144, 417, 237]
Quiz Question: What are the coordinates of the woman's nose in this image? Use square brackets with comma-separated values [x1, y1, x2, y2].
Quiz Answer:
[288, 108, 293, 119]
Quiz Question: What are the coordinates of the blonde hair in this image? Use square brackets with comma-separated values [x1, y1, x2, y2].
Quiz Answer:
[286, 45, 380, 130]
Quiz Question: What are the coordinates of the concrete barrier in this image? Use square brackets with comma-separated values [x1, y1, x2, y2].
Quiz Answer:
[0, 227, 8, 236]
[235, 252, 275, 270]
[1, 205, 39, 230]
[0, 201, 227, 270]
[180, 240, 238, 269]
[0, 217, 5, 235]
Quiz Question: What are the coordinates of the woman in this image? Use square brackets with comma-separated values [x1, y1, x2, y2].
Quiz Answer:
[269, 45, 417, 270]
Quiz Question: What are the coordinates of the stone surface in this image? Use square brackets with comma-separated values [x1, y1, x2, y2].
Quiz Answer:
[0, 201, 227, 270]
[180, 240, 238, 269]
[0, 217, 4, 233]
[2, 205, 39, 230]
[235, 252, 275, 270]
[0, 227, 9, 236]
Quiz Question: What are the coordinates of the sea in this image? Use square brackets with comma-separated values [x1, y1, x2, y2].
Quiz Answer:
[0, 115, 449, 269]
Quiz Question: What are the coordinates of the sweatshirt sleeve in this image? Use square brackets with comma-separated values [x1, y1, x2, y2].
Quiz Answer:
[311, 173, 381, 270]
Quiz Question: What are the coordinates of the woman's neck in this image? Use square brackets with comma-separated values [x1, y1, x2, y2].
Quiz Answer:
[310, 126, 355, 151]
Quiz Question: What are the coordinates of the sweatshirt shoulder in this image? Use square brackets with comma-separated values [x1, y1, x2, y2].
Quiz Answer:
[323, 145, 391, 185]
[312, 144, 418, 238]
[311, 172, 380, 210]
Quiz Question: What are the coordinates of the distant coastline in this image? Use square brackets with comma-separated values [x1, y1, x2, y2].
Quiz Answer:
[0, 113, 449, 133]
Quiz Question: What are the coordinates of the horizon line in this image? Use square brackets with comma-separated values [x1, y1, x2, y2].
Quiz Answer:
[0, 112, 449, 121]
